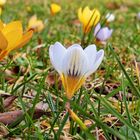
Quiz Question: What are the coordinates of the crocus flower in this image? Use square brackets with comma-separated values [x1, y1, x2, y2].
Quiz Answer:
[0, 20, 33, 61]
[0, 0, 6, 6]
[94, 23, 113, 44]
[28, 15, 44, 32]
[105, 13, 115, 23]
[49, 42, 104, 99]
[78, 6, 100, 33]
[50, 3, 61, 16]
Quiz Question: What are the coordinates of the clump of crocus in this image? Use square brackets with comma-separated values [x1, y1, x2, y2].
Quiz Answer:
[49, 42, 104, 100]
[105, 13, 115, 23]
[0, 20, 33, 61]
[28, 15, 44, 32]
[78, 6, 100, 33]
[94, 23, 113, 45]
[50, 3, 61, 16]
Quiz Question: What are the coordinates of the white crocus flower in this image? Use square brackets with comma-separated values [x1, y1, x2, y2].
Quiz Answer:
[94, 23, 113, 44]
[106, 13, 115, 23]
[49, 42, 104, 99]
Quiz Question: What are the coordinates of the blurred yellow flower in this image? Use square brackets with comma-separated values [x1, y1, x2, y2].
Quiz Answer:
[0, 0, 6, 6]
[28, 15, 44, 32]
[50, 3, 61, 16]
[0, 20, 33, 61]
[0, 0, 6, 15]
[78, 6, 100, 33]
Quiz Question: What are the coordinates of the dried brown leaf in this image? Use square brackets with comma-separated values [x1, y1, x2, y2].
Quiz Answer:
[0, 110, 23, 125]
[3, 96, 17, 109]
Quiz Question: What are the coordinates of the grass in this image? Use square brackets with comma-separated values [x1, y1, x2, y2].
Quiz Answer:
[0, 0, 140, 139]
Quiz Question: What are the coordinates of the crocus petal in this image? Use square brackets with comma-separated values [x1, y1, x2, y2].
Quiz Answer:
[85, 50, 104, 77]
[106, 13, 115, 22]
[0, 20, 4, 30]
[0, 30, 8, 50]
[106, 29, 113, 39]
[28, 15, 37, 26]
[28, 15, 44, 32]
[84, 44, 97, 66]
[82, 7, 91, 26]
[0, 20, 32, 61]
[49, 42, 66, 75]
[14, 30, 33, 50]
[96, 27, 113, 41]
[2, 21, 23, 35]
[94, 23, 101, 36]
[2, 21, 23, 48]
[62, 44, 89, 77]
[90, 9, 100, 26]
[0, 50, 8, 61]
[78, 8, 83, 22]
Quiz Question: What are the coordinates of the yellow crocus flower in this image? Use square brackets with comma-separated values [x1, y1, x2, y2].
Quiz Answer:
[78, 6, 100, 33]
[0, 0, 6, 6]
[28, 15, 44, 32]
[50, 3, 61, 16]
[0, 20, 33, 61]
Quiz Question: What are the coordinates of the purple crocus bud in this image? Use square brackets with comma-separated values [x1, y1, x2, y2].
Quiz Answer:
[94, 23, 113, 44]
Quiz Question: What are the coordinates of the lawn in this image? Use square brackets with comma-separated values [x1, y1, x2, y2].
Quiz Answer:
[0, 0, 140, 139]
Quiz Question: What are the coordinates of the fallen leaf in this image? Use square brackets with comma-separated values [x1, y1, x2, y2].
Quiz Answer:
[3, 96, 17, 109]
[0, 110, 23, 125]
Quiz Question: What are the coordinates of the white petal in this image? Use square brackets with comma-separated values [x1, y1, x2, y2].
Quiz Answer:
[85, 50, 104, 77]
[106, 13, 115, 22]
[68, 44, 83, 50]
[96, 27, 113, 41]
[84, 44, 97, 67]
[49, 42, 66, 74]
[62, 45, 89, 77]
[107, 29, 113, 39]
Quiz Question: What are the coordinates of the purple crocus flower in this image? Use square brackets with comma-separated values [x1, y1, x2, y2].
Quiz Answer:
[94, 23, 113, 44]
